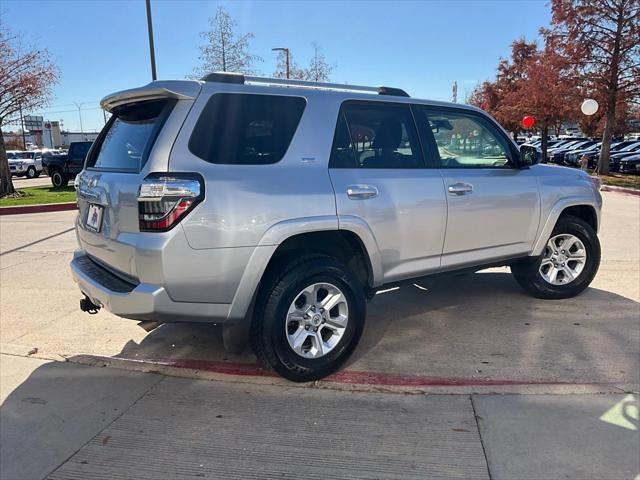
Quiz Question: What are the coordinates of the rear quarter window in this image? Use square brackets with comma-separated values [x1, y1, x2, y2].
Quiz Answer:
[86, 99, 174, 171]
[188, 93, 306, 165]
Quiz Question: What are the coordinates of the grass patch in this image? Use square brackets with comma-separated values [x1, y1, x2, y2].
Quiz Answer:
[588, 170, 640, 190]
[0, 185, 76, 207]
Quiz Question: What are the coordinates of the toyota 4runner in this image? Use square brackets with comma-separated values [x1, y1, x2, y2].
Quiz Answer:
[71, 73, 602, 381]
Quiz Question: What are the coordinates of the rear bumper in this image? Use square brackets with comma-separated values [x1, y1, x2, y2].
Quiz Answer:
[70, 252, 230, 323]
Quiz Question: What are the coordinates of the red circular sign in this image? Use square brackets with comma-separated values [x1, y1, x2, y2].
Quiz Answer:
[522, 116, 535, 129]
[44, 122, 51, 129]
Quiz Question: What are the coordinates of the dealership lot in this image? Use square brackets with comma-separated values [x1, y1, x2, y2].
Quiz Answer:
[1, 190, 639, 479]
[1, 191, 638, 391]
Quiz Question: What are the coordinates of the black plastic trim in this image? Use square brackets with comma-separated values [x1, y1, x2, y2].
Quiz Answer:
[378, 87, 410, 97]
[201, 72, 245, 84]
[74, 255, 138, 293]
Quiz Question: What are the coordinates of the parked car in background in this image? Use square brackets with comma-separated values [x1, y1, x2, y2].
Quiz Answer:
[564, 142, 601, 167]
[576, 141, 635, 169]
[8, 150, 44, 178]
[44, 141, 93, 187]
[618, 153, 640, 174]
[550, 140, 598, 165]
[71, 74, 603, 381]
[608, 142, 640, 171]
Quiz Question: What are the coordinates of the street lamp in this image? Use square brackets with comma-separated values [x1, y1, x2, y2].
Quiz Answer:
[272, 47, 290, 79]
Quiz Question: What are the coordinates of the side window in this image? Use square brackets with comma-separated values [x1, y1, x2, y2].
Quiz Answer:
[418, 109, 512, 168]
[189, 93, 306, 165]
[329, 102, 423, 169]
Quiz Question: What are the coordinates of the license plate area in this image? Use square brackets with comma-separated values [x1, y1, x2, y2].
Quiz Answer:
[86, 204, 104, 232]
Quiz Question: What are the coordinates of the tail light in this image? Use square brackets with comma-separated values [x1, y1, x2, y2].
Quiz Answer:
[138, 173, 204, 232]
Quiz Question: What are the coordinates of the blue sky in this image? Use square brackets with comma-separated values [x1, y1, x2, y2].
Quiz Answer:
[3, 0, 550, 132]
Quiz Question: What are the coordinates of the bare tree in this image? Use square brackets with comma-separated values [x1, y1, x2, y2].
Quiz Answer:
[273, 49, 305, 79]
[305, 42, 334, 82]
[0, 26, 58, 197]
[194, 7, 261, 77]
[547, 0, 640, 174]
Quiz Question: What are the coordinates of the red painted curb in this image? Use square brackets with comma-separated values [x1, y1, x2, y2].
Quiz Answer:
[112, 356, 576, 387]
[601, 185, 640, 197]
[0, 202, 78, 216]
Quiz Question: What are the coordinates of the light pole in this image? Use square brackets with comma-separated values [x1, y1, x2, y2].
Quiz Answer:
[73, 102, 84, 137]
[272, 47, 290, 79]
[19, 104, 26, 149]
[146, 0, 157, 81]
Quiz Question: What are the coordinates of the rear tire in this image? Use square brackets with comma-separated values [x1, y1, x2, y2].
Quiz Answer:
[251, 255, 366, 382]
[26, 167, 36, 179]
[511, 215, 600, 299]
[51, 170, 68, 188]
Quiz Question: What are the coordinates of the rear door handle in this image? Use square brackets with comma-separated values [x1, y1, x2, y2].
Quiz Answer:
[447, 182, 474, 195]
[347, 185, 378, 200]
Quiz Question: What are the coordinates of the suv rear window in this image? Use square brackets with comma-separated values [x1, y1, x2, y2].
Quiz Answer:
[86, 99, 173, 171]
[189, 93, 306, 165]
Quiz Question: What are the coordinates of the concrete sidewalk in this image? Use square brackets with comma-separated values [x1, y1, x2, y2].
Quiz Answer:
[1, 354, 638, 480]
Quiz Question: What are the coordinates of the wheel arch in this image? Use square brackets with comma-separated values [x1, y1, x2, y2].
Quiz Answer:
[532, 197, 601, 256]
[226, 219, 380, 324]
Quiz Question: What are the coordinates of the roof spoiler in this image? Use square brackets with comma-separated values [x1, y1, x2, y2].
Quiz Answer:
[200, 72, 410, 97]
[100, 81, 201, 112]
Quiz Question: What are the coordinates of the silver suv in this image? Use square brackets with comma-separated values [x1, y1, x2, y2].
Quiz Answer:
[71, 73, 602, 381]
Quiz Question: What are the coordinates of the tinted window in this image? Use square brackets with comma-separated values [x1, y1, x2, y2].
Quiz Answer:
[417, 109, 512, 168]
[189, 94, 306, 165]
[87, 99, 171, 171]
[330, 102, 422, 169]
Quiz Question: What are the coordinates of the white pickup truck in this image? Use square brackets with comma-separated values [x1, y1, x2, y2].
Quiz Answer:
[7, 150, 45, 179]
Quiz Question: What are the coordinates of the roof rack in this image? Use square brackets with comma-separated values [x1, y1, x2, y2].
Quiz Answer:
[200, 72, 410, 97]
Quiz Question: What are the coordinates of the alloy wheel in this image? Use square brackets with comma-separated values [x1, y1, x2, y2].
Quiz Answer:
[539, 234, 587, 285]
[285, 282, 349, 359]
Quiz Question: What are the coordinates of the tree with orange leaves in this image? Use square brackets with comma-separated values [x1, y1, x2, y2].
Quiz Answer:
[546, 0, 640, 174]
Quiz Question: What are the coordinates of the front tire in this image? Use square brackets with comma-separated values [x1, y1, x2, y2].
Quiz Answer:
[251, 255, 366, 382]
[26, 167, 36, 179]
[511, 215, 600, 299]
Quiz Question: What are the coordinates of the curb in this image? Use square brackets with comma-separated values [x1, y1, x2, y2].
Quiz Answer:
[600, 185, 640, 196]
[67, 354, 630, 396]
[0, 202, 78, 216]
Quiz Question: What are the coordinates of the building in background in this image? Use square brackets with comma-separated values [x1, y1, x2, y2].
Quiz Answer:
[59, 131, 99, 146]
[2, 127, 98, 149]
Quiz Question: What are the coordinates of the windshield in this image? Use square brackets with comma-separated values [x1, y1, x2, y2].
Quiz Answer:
[619, 142, 640, 152]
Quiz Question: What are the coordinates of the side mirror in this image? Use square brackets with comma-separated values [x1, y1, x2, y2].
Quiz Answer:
[519, 144, 539, 167]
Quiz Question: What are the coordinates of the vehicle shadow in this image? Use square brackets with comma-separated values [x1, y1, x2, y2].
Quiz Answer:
[111, 270, 640, 385]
